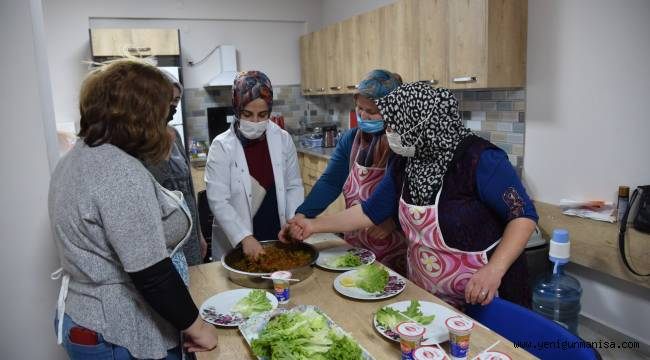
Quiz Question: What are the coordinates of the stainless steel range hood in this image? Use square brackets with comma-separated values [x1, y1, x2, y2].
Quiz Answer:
[204, 45, 238, 89]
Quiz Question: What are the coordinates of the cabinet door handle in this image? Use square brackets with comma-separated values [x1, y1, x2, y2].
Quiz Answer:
[452, 76, 477, 83]
[346, 84, 358, 90]
[127, 47, 151, 52]
[303, 88, 312, 93]
[420, 79, 439, 85]
[330, 86, 342, 91]
[316, 88, 326, 92]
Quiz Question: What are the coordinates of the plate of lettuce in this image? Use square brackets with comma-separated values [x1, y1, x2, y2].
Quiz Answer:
[333, 264, 406, 300]
[373, 300, 457, 345]
[240, 305, 373, 360]
[316, 246, 376, 271]
[200, 289, 277, 327]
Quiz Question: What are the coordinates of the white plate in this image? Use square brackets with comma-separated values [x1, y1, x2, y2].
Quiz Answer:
[333, 268, 406, 300]
[239, 305, 374, 360]
[372, 300, 458, 345]
[316, 246, 376, 271]
[199, 289, 278, 327]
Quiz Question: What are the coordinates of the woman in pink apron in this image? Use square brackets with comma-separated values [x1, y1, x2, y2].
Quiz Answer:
[281, 70, 408, 276]
[287, 82, 537, 308]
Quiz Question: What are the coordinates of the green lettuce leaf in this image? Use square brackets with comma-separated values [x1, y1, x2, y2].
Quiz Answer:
[325, 332, 363, 360]
[354, 264, 389, 293]
[250, 308, 363, 360]
[376, 300, 435, 330]
[327, 252, 362, 268]
[231, 289, 273, 318]
[403, 300, 435, 325]
[375, 306, 408, 330]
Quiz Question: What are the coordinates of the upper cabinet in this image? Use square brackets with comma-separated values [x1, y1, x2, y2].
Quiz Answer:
[448, 0, 527, 89]
[378, 0, 419, 83]
[300, 0, 527, 94]
[90, 28, 180, 57]
[299, 30, 327, 95]
[418, 0, 449, 87]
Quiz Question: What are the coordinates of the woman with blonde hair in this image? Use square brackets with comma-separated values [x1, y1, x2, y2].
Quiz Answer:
[49, 59, 217, 359]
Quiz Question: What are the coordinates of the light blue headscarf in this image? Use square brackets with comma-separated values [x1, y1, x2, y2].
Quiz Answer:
[357, 69, 402, 99]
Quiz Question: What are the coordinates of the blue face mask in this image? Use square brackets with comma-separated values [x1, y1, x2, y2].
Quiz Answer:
[356, 113, 385, 134]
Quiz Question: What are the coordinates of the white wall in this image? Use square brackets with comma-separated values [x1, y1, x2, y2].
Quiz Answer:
[320, 0, 397, 29]
[0, 0, 66, 358]
[42, 0, 323, 130]
[566, 264, 650, 345]
[526, 0, 650, 344]
[524, 0, 650, 205]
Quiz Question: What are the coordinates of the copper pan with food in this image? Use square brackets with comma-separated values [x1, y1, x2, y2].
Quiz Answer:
[221, 240, 319, 288]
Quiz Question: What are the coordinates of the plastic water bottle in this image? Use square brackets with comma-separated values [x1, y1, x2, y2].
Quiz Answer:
[532, 229, 582, 335]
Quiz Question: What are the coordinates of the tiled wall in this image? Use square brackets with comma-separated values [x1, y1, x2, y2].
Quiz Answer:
[456, 89, 526, 173]
[182, 86, 525, 171]
[182, 85, 354, 142]
[182, 87, 231, 142]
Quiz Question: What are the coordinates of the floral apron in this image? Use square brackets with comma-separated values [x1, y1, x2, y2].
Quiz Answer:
[342, 132, 408, 276]
[398, 184, 499, 307]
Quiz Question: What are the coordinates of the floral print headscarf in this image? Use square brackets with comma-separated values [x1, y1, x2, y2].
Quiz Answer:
[232, 71, 273, 119]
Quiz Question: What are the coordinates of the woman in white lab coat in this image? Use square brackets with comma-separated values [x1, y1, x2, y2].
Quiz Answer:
[205, 71, 304, 260]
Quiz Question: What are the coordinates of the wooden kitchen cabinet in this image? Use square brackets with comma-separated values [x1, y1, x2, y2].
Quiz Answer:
[340, 17, 361, 92]
[300, 31, 328, 96]
[447, 0, 527, 89]
[299, 0, 527, 93]
[90, 28, 180, 57]
[324, 24, 344, 95]
[378, 0, 419, 83]
[297, 152, 346, 215]
[355, 9, 382, 85]
[418, 0, 449, 87]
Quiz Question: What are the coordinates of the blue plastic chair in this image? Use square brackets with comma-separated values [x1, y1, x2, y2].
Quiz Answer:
[465, 297, 600, 360]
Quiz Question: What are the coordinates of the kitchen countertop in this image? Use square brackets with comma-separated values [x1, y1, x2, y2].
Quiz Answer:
[189, 235, 536, 360]
[188, 145, 334, 197]
[535, 201, 650, 289]
[296, 145, 335, 160]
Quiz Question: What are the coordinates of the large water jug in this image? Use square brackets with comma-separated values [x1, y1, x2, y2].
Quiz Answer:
[532, 229, 582, 334]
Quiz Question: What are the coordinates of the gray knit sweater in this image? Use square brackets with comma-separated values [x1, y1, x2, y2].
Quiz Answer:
[49, 141, 190, 359]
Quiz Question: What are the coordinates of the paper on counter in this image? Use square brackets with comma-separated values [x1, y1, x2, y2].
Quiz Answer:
[559, 199, 616, 223]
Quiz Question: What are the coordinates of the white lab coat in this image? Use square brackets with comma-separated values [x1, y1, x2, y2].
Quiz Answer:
[205, 121, 304, 259]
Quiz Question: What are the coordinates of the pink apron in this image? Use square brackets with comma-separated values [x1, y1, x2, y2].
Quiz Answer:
[398, 185, 499, 307]
[341, 132, 408, 276]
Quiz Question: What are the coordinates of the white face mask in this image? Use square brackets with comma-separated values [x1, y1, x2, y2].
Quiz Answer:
[238, 119, 268, 139]
[386, 131, 415, 157]
[386, 117, 431, 158]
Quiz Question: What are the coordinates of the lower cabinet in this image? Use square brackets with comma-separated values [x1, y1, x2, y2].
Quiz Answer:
[297, 152, 346, 216]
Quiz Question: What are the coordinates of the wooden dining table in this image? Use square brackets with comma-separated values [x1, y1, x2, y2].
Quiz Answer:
[189, 235, 537, 360]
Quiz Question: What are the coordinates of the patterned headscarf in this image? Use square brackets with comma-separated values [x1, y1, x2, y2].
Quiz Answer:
[375, 82, 472, 206]
[357, 69, 402, 99]
[232, 71, 273, 119]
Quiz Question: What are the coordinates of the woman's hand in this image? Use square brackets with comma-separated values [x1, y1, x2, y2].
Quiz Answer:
[183, 316, 218, 353]
[464, 264, 505, 306]
[287, 216, 315, 241]
[279, 214, 306, 243]
[241, 236, 265, 260]
[367, 218, 397, 239]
